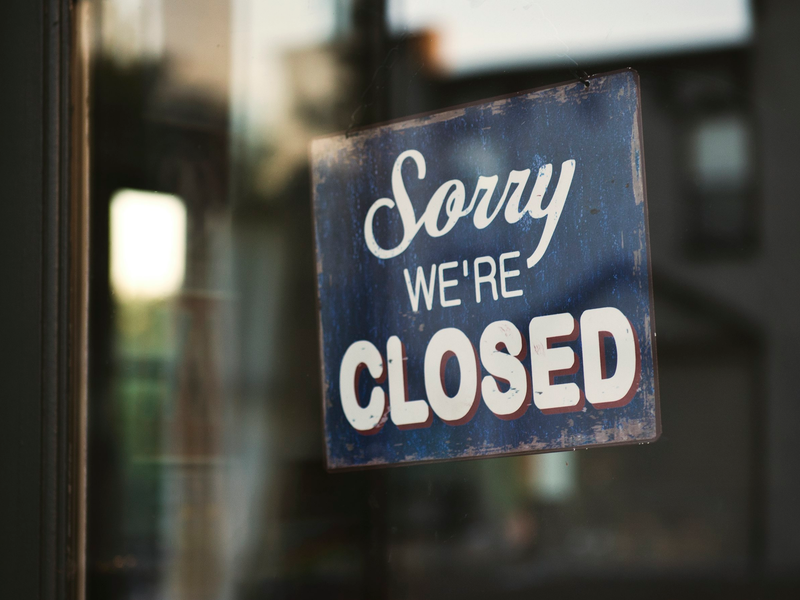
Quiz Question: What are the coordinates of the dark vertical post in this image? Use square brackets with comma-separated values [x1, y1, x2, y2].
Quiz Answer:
[349, 3, 391, 598]
[351, 0, 391, 127]
[0, 3, 46, 597]
[0, 0, 81, 599]
[351, 4, 392, 598]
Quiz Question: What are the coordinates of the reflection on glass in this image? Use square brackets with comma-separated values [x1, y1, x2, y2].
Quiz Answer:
[87, 0, 800, 599]
[687, 112, 754, 248]
[526, 452, 579, 502]
[692, 115, 750, 191]
[110, 189, 186, 300]
[388, 0, 753, 74]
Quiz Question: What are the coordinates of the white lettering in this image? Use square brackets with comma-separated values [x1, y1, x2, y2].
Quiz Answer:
[338, 306, 642, 432]
[339, 341, 388, 434]
[364, 151, 575, 269]
[581, 307, 640, 407]
[423, 180, 467, 237]
[480, 320, 530, 419]
[475, 169, 529, 229]
[473, 174, 507, 229]
[387, 335, 431, 428]
[467, 175, 498, 226]
[499, 251, 523, 298]
[438, 261, 461, 308]
[526, 159, 576, 268]
[364, 150, 426, 260]
[474, 256, 498, 303]
[529, 312, 582, 413]
[505, 163, 551, 223]
[403, 264, 436, 312]
[424, 328, 480, 425]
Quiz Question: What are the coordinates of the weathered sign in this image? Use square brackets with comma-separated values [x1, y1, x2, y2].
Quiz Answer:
[311, 69, 659, 470]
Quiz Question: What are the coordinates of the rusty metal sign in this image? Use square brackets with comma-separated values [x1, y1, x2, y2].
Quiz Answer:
[311, 69, 659, 470]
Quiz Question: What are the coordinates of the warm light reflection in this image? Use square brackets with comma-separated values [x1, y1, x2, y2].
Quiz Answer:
[110, 189, 186, 301]
[390, 0, 753, 74]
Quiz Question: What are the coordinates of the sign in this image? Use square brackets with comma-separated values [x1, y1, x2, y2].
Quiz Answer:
[311, 69, 659, 470]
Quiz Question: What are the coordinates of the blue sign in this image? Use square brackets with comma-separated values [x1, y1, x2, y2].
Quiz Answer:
[311, 69, 659, 470]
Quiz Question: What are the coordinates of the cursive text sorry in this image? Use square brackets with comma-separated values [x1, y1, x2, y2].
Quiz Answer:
[364, 150, 576, 268]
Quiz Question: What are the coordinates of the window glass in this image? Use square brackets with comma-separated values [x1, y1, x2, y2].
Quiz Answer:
[86, 1, 800, 598]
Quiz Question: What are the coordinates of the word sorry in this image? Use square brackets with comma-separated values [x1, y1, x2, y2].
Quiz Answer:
[339, 307, 641, 434]
[364, 150, 576, 267]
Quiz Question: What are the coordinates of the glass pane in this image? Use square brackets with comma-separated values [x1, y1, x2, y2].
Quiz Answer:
[85, 0, 800, 598]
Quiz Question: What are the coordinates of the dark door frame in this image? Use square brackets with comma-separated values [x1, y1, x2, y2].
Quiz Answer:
[0, 1, 85, 598]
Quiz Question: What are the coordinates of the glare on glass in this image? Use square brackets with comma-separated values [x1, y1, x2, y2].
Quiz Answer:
[110, 189, 187, 300]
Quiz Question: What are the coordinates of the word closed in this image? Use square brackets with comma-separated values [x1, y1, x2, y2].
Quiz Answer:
[340, 308, 640, 434]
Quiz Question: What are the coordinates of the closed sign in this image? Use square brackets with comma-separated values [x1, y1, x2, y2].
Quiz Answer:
[311, 69, 659, 470]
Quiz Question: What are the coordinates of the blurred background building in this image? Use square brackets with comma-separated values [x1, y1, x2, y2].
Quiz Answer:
[83, 1, 800, 598]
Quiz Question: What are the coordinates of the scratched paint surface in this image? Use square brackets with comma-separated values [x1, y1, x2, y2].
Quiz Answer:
[311, 70, 659, 470]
